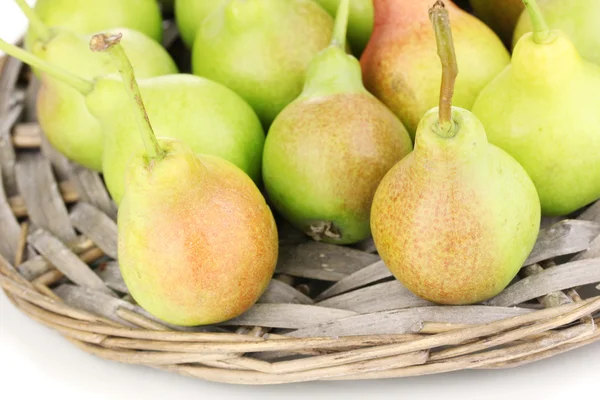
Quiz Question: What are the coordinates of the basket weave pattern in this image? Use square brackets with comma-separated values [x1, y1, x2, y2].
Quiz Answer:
[1, 47, 600, 385]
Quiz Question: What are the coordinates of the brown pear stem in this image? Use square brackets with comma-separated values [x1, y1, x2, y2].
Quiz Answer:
[90, 33, 165, 161]
[429, 1, 458, 137]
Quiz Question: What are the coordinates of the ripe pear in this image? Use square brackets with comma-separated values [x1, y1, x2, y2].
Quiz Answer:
[360, 0, 510, 138]
[11, 0, 177, 171]
[89, 35, 278, 325]
[513, 0, 600, 65]
[313, 0, 374, 56]
[192, 0, 334, 127]
[175, 0, 225, 48]
[0, 38, 265, 205]
[24, 0, 163, 50]
[263, 0, 412, 245]
[472, 0, 600, 216]
[371, 2, 540, 305]
[470, 0, 525, 46]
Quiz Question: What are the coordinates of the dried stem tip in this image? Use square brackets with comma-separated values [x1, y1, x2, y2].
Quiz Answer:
[429, 1, 458, 137]
[90, 33, 123, 52]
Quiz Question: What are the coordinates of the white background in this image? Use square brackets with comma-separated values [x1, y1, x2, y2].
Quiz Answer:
[0, 1, 598, 399]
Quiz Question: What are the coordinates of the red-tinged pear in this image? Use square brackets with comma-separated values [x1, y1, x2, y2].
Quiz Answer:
[472, 0, 600, 216]
[370, 2, 540, 305]
[92, 34, 278, 325]
[192, 0, 334, 127]
[360, 0, 510, 137]
[263, 0, 413, 245]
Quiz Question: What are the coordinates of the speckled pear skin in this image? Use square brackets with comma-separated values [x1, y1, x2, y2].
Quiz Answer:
[34, 28, 178, 171]
[371, 108, 541, 305]
[472, 32, 600, 216]
[25, 0, 163, 50]
[85, 75, 265, 205]
[175, 0, 225, 48]
[360, 0, 510, 137]
[118, 140, 278, 326]
[513, 0, 600, 66]
[262, 10, 412, 245]
[192, 0, 334, 127]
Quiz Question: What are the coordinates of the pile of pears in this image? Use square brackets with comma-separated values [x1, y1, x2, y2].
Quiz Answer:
[2, 0, 598, 324]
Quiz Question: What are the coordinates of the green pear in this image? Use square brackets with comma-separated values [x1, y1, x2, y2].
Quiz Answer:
[263, 0, 412, 245]
[313, 0, 374, 56]
[371, 2, 540, 305]
[90, 35, 278, 325]
[470, 0, 525, 46]
[472, 0, 600, 216]
[513, 0, 600, 65]
[192, 0, 334, 127]
[175, 0, 226, 48]
[0, 37, 265, 205]
[360, 0, 510, 138]
[24, 0, 163, 50]
[12, 0, 177, 171]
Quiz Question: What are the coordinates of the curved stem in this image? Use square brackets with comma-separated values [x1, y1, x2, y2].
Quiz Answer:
[90, 33, 164, 161]
[429, 0, 458, 137]
[522, 0, 553, 44]
[15, 0, 52, 42]
[331, 0, 350, 50]
[0, 37, 94, 94]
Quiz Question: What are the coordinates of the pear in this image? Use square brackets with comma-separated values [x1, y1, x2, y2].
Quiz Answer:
[262, 0, 412, 245]
[371, 1, 540, 305]
[472, 0, 600, 216]
[360, 0, 510, 138]
[313, 0, 374, 56]
[513, 0, 600, 65]
[470, 0, 525, 46]
[11, 0, 178, 171]
[175, 0, 226, 48]
[0, 39, 265, 204]
[192, 0, 334, 127]
[89, 34, 278, 325]
[24, 0, 163, 50]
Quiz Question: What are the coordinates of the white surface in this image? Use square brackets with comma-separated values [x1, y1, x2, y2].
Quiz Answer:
[0, 1, 598, 399]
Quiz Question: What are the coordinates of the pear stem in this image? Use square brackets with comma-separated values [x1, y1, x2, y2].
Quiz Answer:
[331, 0, 350, 50]
[14, 0, 52, 43]
[90, 33, 165, 161]
[0, 37, 94, 94]
[429, 1, 458, 137]
[522, 0, 553, 44]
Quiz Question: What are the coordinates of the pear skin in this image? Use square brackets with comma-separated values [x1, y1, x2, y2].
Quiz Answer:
[34, 28, 178, 171]
[360, 0, 510, 137]
[371, 108, 541, 304]
[472, 32, 600, 216]
[263, 0, 412, 245]
[313, 0, 374, 55]
[513, 0, 600, 66]
[175, 0, 226, 48]
[192, 0, 334, 127]
[25, 0, 163, 49]
[86, 75, 265, 204]
[119, 142, 278, 325]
